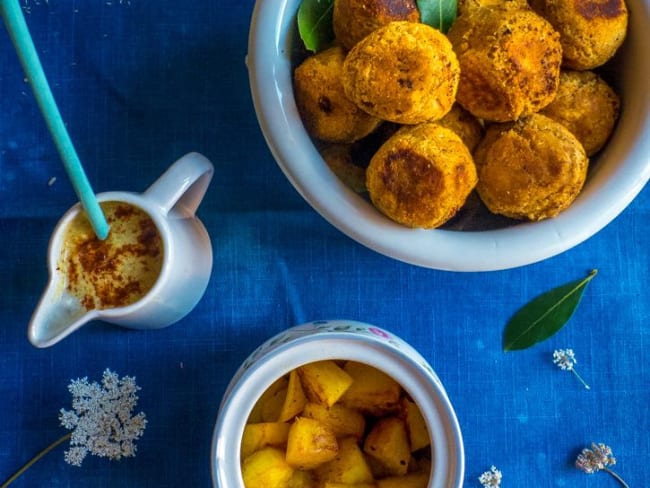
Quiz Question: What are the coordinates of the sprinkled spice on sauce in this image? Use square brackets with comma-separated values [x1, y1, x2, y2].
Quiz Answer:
[58, 201, 163, 310]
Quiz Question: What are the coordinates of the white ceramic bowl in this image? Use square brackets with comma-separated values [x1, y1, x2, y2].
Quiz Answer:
[247, 0, 650, 271]
[211, 320, 464, 487]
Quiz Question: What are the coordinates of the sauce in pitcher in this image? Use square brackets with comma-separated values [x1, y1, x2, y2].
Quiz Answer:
[58, 201, 163, 310]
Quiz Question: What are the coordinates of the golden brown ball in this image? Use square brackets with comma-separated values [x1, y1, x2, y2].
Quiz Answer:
[540, 70, 620, 156]
[294, 46, 382, 143]
[474, 113, 589, 221]
[437, 103, 485, 152]
[457, 0, 527, 19]
[366, 122, 478, 228]
[447, 6, 562, 122]
[333, 0, 420, 51]
[342, 21, 460, 125]
[529, 0, 627, 70]
[321, 144, 368, 193]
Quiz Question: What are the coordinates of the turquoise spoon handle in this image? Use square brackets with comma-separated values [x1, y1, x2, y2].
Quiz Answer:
[1, 0, 109, 239]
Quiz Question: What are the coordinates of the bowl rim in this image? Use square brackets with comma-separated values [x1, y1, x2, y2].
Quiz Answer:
[247, 0, 650, 271]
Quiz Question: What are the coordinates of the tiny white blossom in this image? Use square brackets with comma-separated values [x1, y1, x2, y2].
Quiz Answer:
[553, 349, 590, 389]
[63, 446, 87, 467]
[58, 369, 147, 466]
[576, 443, 615, 473]
[479, 465, 502, 487]
[553, 348, 576, 370]
[575, 443, 629, 488]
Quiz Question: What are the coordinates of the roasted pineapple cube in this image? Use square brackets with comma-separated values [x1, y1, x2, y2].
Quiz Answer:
[297, 360, 353, 407]
[241, 447, 294, 488]
[288, 469, 317, 488]
[248, 376, 289, 423]
[363, 417, 410, 476]
[286, 417, 339, 469]
[365, 455, 391, 480]
[278, 369, 308, 422]
[261, 385, 289, 422]
[339, 362, 401, 415]
[376, 472, 429, 488]
[401, 398, 430, 452]
[240, 422, 291, 459]
[302, 402, 365, 439]
[315, 437, 375, 484]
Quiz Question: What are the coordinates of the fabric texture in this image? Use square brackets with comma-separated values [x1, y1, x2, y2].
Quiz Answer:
[0, 1, 648, 487]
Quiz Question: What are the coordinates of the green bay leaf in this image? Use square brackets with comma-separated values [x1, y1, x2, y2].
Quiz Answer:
[503, 269, 598, 351]
[417, 0, 457, 33]
[297, 0, 334, 53]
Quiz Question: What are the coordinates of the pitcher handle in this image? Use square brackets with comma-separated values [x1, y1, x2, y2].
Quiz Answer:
[144, 152, 214, 216]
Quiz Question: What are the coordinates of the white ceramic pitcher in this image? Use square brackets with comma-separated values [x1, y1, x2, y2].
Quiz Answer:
[28, 152, 214, 348]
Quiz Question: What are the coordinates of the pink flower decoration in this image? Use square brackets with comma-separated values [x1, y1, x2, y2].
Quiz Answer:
[368, 327, 390, 339]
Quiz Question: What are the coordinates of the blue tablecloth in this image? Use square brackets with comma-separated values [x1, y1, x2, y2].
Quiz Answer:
[0, 2, 648, 487]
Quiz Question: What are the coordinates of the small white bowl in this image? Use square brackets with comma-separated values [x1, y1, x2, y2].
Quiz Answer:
[247, 0, 650, 271]
[211, 320, 464, 487]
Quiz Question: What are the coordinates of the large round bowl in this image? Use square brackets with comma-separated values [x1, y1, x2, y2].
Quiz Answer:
[211, 320, 464, 487]
[247, 0, 650, 271]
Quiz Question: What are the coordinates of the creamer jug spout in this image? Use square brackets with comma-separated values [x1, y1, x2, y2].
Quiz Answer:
[28, 275, 97, 348]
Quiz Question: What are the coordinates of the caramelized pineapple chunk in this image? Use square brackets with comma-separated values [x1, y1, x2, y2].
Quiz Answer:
[363, 417, 410, 476]
[241, 447, 294, 488]
[302, 402, 365, 439]
[401, 398, 430, 452]
[288, 469, 317, 488]
[340, 362, 401, 415]
[248, 376, 289, 423]
[298, 360, 354, 407]
[316, 437, 375, 484]
[376, 472, 429, 488]
[286, 417, 339, 469]
[279, 370, 308, 422]
[241, 422, 291, 459]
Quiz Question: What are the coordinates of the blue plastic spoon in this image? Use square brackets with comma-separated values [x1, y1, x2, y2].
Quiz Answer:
[1, 0, 109, 239]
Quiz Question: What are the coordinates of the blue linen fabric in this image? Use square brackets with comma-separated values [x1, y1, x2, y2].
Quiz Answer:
[0, 1, 648, 487]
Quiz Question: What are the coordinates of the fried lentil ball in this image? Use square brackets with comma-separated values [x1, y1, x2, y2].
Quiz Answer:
[457, 0, 527, 18]
[437, 103, 484, 152]
[321, 144, 368, 193]
[366, 122, 478, 228]
[294, 46, 382, 143]
[341, 21, 460, 125]
[529, 0, 627, 70]
[474, 113, 589, 221]
[447, 6, 562, 122]
[333, 0, 420, 51]
[321, 123, 401, 192]
[540, 70, 620, 156]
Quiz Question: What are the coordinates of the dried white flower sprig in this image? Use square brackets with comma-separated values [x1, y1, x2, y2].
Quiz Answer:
[479, 465, 502, 487]
[576, 443, 629, 488]
[553, 348, 590, 389]
[1, 369, 146, 487]
[59, 369, 147, 466]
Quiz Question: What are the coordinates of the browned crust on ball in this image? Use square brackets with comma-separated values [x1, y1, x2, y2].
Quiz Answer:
[529, 0, 628, 69]
[294, 46, 382, 143]
[342, 21, 460, 125]
[333, 0, 420, 51]
[474, 113, 589, 220]
[540, 70, 620, 156]
[447, 6, 562, 122]
[366, 123, 478, 228]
